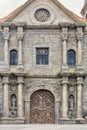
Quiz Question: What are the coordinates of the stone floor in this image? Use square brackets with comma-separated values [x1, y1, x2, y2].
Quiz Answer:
[0, 125, 87, 130]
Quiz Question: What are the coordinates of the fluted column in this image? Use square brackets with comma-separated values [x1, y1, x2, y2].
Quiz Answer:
[17, 76, 24, 117]
[61, 27, 68, 72]
[3, 27, 10, 67]
[77, 77, 83, 119]
[17, 27, 24, 66]
[62, 77, 68, 118]
[2, 76, 9, 117]
[76, 27, 83, 65]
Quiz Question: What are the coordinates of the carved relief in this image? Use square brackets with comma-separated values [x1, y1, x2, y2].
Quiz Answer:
[9, 75, 17, 91]
[34, 8, 50, 22]
[3, 27, 10, 40]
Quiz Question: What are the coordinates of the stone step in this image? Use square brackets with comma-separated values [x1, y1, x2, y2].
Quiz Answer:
[0, 125, 87, 130]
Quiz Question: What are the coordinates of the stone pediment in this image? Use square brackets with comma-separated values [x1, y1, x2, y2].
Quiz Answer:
[5, 0, 85, 24]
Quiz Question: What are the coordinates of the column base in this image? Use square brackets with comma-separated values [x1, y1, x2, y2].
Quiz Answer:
[1, 117, 25, 124]
[76, 117, 85, 120]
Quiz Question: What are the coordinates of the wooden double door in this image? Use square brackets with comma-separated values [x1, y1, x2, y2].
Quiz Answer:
[30, 90, 55, 124]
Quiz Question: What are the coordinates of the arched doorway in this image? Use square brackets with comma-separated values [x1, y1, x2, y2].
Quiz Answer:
[30, 89, 55, 124]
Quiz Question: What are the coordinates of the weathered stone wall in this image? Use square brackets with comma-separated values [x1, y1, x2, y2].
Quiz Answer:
[83, 33, 87, 112]
[23, 29, 62, 76]
[0, 77, 3, 116]
[24, 78, 62, 99]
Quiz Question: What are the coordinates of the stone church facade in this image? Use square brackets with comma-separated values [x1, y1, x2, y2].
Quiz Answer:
[0, 0, 87, 124]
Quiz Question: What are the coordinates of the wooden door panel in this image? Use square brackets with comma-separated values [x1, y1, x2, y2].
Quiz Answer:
[30, 90, 55, 124]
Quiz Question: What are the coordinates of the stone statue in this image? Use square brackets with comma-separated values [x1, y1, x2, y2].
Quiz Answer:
[11, 94, 17, 107]
[10, 94, 17, 117]
[69, 95, 75, 109]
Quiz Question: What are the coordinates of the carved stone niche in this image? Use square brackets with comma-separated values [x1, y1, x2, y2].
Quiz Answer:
[9, 94, 17, 118]
[9, 74, 17, 91]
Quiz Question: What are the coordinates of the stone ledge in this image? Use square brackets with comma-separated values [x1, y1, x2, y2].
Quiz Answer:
[59, 118, 86, 124]
[0, 117, 25, 124]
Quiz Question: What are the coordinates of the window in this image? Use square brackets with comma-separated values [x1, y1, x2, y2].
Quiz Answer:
[36, 48, 49, 65]
[67, 50, 76, 66]
[10, 50, 18, 65]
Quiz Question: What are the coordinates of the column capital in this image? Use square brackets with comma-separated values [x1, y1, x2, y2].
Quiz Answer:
[3, 27, 10, 40]
[77, 77, 84, 85]
[17, 76, 24, 84]
[76, 27, 83, 40]
[61, 27, 68, 40]
[17, 27, 24, 40]
[62, 77, 69, 85]
[76, 32, 83, 40]
[2, 76, 9, 84]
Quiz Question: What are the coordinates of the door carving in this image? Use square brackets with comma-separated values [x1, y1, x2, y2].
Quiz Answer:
[30, 90, 55, 124]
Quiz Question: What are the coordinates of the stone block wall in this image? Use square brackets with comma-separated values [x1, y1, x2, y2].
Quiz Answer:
[0, 77, 3, 117]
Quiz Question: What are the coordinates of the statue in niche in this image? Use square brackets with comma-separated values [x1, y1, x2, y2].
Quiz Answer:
[69, 95, 75, 109]
[11, 94, 17, 107]
[10, 94, 17, 118]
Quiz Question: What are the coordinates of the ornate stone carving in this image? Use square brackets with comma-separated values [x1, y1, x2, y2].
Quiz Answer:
[2, 76, 9, 84]
[17, 76, 24, 84]
[34, 8, 50, 22]
[3, 27, 10, 40]
[76, 32, 83, 40]
[17, 27, 24, 40]
[9, 75, 17, 91]
[61, 32, 68, 40]
[61, 27, 68, 40]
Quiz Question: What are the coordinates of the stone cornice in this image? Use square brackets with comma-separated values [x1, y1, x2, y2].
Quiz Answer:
[0, 22, 86, 30]
[0, 71, 87, 78]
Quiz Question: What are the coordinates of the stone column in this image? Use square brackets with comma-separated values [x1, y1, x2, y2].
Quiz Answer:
[3, 27, 10, 68]
[76, 27, 83, 65]
[17, 76, 24, 117]
[62, 77, 68, 119]
[2, 76, 9, 117]
[77, 77, 83, 119]
[17, 27, 24, 66]
[61, 27, 68, 72]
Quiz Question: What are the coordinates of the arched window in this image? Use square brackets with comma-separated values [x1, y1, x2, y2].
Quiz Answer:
[10, 50, 18, 65]
[67, 50, 76, 66]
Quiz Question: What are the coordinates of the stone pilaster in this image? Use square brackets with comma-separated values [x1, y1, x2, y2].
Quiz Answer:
[25, 100, 30, 124]
[55, 100, 61, 123]
[17, 27, 24, 66]
[76, 27, 83, 71]
[61, 27, 68, 72]
[3, 27, 10, 68]
[77, 77, 83, 119]
[2, 76, 9, 117]
[62, 77, 68, 119]
[17, 76, 24, 117]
